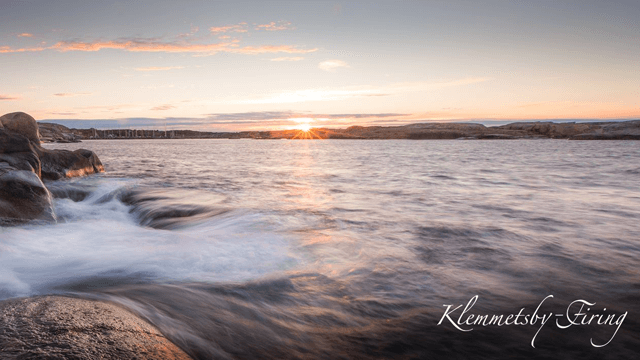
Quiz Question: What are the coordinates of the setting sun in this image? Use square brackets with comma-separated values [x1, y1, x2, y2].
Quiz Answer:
[298, 123, 311, 132]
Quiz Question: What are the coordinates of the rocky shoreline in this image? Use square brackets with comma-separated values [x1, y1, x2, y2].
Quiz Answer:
[1, 112, 193, 358]
[39, 119, 640, 141]
[0, 112, 104, 224]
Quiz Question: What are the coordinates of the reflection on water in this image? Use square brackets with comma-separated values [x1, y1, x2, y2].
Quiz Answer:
[2, 139, 640, 359]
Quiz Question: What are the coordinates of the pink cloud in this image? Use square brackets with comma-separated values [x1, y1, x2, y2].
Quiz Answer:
[17, 33, 34, 38]
[255, 21, 294, 31]
[151, 104, 176, 111]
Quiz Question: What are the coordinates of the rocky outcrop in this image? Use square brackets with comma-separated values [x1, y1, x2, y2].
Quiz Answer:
[0, 129, 54, 224]
[0, 296, 192, 360]
[0, 111, 104, 223]
[0, 112, 41, 144]
[37, 147, 105, 180]
[496, 120, 640, 140]
[39, 122, 82, 143]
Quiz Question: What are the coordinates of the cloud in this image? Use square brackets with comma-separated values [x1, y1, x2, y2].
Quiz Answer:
[1, 22, 316, 55]
[203, 111, 408, 121]
[239, 78, 491, 104]
[210, 23, 248, 34]
[135, 66, 184, 71]
[255, 21, 294, 31]
[0, 45, 46, 53]
[53, 92, 91, 97]
[151, 104, 176, 111]
[270, 57, 304, 61]
[318, 60, 350, 72]
[17, 33, 33, 38]
[178, 25, 199, 39]
[44, 39, 316, 55]
[0, 94, 20, 100]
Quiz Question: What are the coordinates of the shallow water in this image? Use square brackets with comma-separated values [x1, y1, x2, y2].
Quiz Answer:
[2, 139, 640, 359]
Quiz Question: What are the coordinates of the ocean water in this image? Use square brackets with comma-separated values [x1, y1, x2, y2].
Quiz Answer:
[1, 139, 640, 359]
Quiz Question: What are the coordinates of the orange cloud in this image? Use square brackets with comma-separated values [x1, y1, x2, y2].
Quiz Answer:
[17, 33, 33, 37]
[1, 22, 313, 55]
[210, 23, 248, 34]
[0, 45, 46, 53]
[33, 39, 316, 55]
[255, 21, 294, 31]
[135, 66, 184, 71]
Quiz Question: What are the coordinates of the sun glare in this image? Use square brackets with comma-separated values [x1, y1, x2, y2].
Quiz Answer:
[299, 123, 311, 132]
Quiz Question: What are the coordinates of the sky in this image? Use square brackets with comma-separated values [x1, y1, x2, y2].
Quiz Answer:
[1, 0, 639, 131]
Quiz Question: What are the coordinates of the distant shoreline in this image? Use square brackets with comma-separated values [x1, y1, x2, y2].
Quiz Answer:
[38, 120, 640, 142]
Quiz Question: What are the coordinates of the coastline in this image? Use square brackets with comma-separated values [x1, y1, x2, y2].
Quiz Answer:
[39, 120, 640, 142]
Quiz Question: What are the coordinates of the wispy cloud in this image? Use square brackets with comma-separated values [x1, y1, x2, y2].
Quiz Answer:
[1, 21, 315, 55]
[204, 111, 408, 121]
[0, 39, 317, 55]
[210, 23, 248, 34]
[135, 66, 184, 71]
[318, 60, 350, 72]
[53, 92, 92, 97]
[270, 57, 304, 61]
[0, 94, 20, 101]
[0, 45, 46, 53]
[151, 104, 176, 111]
[255, 21, 294, 31]
[240, 78, 491, 104]
[17, 33, 33, 38]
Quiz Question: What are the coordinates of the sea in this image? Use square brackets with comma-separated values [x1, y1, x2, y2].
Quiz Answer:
[1, 139, 639, 359]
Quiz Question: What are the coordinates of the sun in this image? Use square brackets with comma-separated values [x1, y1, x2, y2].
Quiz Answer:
[298, 123, 312, 132]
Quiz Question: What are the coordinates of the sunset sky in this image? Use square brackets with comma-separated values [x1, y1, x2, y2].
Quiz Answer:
[1, 0, 639, 131]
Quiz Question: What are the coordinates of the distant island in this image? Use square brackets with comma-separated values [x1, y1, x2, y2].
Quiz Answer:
[38, 120, 640, 143]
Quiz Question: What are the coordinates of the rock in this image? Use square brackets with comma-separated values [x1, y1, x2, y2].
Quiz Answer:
[0, 112, 105, 223]
[0, 296, 192, 360]
[39, 122, 82, 143]
[0, 163, 54, 224]
[36, 147, 105, 180]
[0, 112, 40, 144]
[0, 130, 53, 224]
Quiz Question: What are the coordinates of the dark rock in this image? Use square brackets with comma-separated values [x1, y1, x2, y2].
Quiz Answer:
[0, 296, 192, 360]
[0, 130, 53, 224]
[36, 147, 105, 181]
[0, 112, 41, 144]
[1, 112, 105, 223]
[0, 162, 53, 224]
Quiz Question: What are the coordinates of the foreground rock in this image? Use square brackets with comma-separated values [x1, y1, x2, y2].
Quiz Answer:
[0, 296, 192, 360]
[0, 112, 41, 144]
[37, 147, 105, 180]
[0, 127, 54, 224]
[0, 111, 104, 222]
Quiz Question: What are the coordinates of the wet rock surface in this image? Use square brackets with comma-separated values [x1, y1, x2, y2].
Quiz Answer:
[0, 111, 104, 222]
[0, 296, 192, 360]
